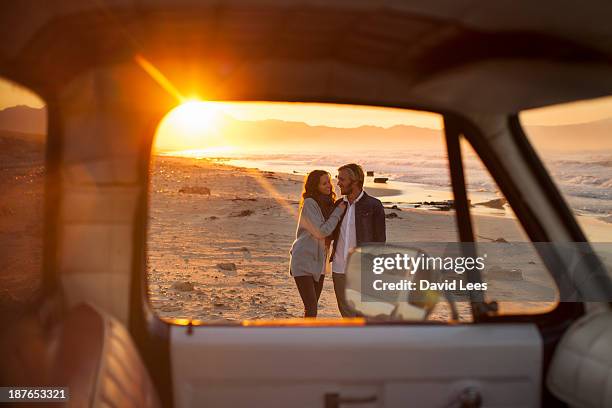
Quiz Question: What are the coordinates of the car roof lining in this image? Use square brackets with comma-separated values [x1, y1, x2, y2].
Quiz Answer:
[1, 1, 612, 114]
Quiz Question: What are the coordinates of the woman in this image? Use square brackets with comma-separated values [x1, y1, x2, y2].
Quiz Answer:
[290, 170, 346, 317]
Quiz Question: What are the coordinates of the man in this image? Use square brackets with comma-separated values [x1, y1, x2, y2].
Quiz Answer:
[331, 163, 386, 317]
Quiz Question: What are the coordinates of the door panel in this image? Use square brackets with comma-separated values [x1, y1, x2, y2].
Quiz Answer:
[170, 324, 541, 407]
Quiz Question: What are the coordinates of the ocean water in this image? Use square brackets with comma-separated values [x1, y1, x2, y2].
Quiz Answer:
[160, 149, 612, 218]
[539, 153, 612, 216]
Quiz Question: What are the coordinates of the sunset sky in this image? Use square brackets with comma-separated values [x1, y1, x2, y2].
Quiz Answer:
[0, 81, 45, 110]
[2, 77, 612, 155]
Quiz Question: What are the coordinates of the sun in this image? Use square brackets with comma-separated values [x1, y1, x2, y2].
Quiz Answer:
[154, 99, 230, 154]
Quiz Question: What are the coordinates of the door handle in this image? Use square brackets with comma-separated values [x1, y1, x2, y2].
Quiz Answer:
[324, 393, 377, 408]
[448, 387, 482, 408]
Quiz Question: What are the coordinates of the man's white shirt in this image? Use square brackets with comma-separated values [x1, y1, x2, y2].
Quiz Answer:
[332, 190, 365, 274]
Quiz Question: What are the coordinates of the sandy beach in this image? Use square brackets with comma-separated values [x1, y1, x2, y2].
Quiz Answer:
[147, 156, 569, 322]
[0, 130, 44, 322]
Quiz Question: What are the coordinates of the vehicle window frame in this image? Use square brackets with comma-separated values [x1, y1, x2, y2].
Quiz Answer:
[447, 112, 586, 325]
[138, 106, 586, 329]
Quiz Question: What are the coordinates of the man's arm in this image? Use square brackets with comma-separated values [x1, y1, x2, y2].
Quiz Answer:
[331, 199, 344, 241]
[372, 200, 386, 242]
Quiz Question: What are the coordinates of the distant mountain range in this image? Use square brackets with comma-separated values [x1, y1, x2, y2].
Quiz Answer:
[524, 118, 612, 152]
[215, 115, 444, 152]
[1, 105, 610, 152]
[0, 105, 46, 134]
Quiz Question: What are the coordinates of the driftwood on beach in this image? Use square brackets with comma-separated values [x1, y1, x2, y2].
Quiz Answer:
[475, 198, 507, 210]
[178, 186, 211, 195]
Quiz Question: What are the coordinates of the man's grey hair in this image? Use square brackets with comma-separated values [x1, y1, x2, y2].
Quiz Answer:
[338, 163, 365, 189]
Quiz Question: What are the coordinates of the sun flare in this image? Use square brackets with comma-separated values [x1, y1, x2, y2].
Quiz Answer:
[154, 100, 230, 154]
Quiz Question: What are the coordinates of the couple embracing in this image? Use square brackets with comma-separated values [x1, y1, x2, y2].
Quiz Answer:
[289, 163, 386, 318]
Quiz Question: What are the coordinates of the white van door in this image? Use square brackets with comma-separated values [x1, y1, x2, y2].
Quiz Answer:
[170, 322, 541, 408]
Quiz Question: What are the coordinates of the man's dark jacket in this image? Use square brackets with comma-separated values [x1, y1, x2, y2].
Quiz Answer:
[330, 191, 386, 262]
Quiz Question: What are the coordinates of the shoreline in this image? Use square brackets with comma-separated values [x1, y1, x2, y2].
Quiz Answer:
[155, 155, 503, 212]
[155, 154, 611, 231]
[157, 149, 611, 221]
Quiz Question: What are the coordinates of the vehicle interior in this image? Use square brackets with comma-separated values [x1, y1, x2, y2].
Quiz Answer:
[1, 1, 611, 407]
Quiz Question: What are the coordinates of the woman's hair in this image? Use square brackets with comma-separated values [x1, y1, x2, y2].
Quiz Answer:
[301, 170, 336, 203]
[300, 170, 337, 220]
